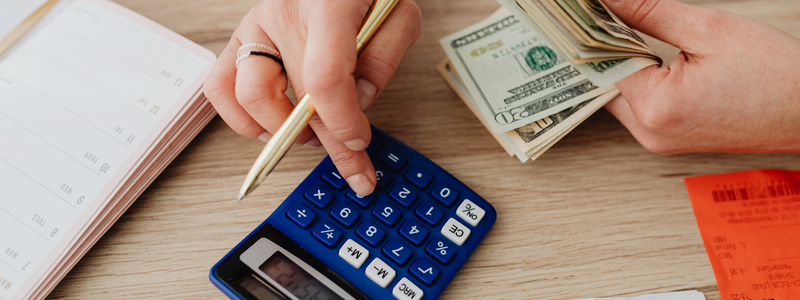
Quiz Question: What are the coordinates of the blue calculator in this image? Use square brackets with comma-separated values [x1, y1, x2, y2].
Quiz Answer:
[210, 126, 497, 300]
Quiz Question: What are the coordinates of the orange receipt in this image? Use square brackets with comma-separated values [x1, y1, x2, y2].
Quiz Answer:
[685, 169, 800, 300]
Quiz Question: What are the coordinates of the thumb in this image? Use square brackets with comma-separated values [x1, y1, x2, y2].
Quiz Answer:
[602, 0, 710, 51]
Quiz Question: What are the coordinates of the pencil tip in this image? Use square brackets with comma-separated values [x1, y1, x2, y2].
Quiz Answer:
[237, 194, 244, 201]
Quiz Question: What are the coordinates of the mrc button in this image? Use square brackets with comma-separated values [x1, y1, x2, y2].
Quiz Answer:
[441, 218, 471, 246]
[392, 277, 424, 300]
[455, 199, 485, 226]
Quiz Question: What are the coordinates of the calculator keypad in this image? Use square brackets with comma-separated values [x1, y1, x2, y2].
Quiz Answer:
[305, 184, 334, 209]
[312, 221, 343, 248]
[389, 183, 418, 208]
[373, 202, 402, 227]
[339, 239, 369, 268]
[356, 221, 386, 247]
[286, 203, 316, 229]
[275, 127, 495, 300]
[330, 202, 359, 228]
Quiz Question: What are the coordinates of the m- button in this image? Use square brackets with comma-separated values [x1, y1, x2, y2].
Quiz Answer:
[441, 218, 471, 246]
[455, 199, 485, 226]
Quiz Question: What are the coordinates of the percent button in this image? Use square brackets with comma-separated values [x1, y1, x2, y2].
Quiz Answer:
[455, 199, 485, 227]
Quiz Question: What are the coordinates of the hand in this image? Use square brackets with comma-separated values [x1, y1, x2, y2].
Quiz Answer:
[204, 0, 422, 195]
[603, 0, 800, 154]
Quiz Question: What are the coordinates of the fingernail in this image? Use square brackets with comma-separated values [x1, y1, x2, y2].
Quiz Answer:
[356, 78, 377, 111]
[347, 174, 375, 196]
[257, 132, 272, 143]
[305, 137, 322, 147]
[344, 138, 368, 151]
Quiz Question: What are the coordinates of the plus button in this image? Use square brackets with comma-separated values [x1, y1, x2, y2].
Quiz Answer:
[314, 189, 326, 200]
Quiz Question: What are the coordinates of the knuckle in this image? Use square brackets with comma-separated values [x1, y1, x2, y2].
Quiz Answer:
[304, 66, 351, 95]
[329, 150, 361, 176]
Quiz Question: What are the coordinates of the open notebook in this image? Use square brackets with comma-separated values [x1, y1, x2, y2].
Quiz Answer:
[0, 0, 217, 299]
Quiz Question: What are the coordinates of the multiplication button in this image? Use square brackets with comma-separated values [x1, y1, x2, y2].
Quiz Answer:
[441, 218, 471, 246]
[304, 184, 333, 209]
[365, 258, 396, 288]
[339, 239, 369, 268]
[455, 199, 485, 226]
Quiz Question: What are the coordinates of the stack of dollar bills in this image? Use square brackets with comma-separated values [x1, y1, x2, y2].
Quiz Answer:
[438, 2, 660, 162]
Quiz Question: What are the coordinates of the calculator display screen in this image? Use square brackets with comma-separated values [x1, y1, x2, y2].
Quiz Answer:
[259, 252, 343, 300]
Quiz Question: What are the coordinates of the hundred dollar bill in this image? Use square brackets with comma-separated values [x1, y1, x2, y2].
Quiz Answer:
[440, 11, 615, 133]
[436, 58, 619, 162]
[497, 0, 658, 87]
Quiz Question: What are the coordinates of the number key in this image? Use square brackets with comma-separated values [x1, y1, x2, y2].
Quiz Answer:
[356, 220, 386, 247]
[382, 238, 413, 266]
[430, 182, 458, 207]
[399, 219, 428, 246]
[347, 188, 376, 208]
[415, 202, 444, 226]
[375, 167, 393, 190]
[389, 183, 418, 208]
[330, 202, 359, 228]
[372, 201, 401, 227]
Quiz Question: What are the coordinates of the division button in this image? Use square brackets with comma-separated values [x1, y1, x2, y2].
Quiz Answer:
[441, 218, 471, 246]
[425, 237, 456, 265]
[286, 203, 316, 229]
[304, 184, 334, 209]
[379, 149, 407, 171]
[409, 258, 441, 286]
[312, 221, 342, 248]
[455, 199, 486, 227]
[404, 166, 433, 189]
[392, 277, 424, 300]
[381, 238, 413, 266]
[338, 239, 369, 268]
[322, 165, 347, 190]
[430, 182, 458, 207]
[365, 258, 396, 288]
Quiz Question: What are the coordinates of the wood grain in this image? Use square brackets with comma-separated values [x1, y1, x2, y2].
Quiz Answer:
[46, 0, 800, 299]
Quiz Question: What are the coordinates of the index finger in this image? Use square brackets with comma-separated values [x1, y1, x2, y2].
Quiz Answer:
[302, 0, 373, 151]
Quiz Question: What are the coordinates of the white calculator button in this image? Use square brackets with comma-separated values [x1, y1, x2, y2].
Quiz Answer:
[338, 239, 369, 268]
[392, 277, 424, 300]
[365, 258, 396, 288]
[455, 199, 485, 226]
[441, 218, 471, 246]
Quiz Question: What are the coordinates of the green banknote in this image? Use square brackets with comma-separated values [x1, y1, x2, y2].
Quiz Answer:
[440, 11, 614, 133]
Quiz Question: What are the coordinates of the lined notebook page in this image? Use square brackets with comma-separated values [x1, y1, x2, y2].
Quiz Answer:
[0, 0, 48, 40]
[0, 1, 211, 298]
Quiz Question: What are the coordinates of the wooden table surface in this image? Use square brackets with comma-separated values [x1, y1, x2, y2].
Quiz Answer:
[47, 0, 800, 299]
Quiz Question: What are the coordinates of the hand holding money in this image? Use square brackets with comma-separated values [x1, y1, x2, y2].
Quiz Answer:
[603, 0, 800, 154]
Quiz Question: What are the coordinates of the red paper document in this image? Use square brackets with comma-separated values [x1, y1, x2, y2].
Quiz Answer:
[685, 169, 800, 300]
